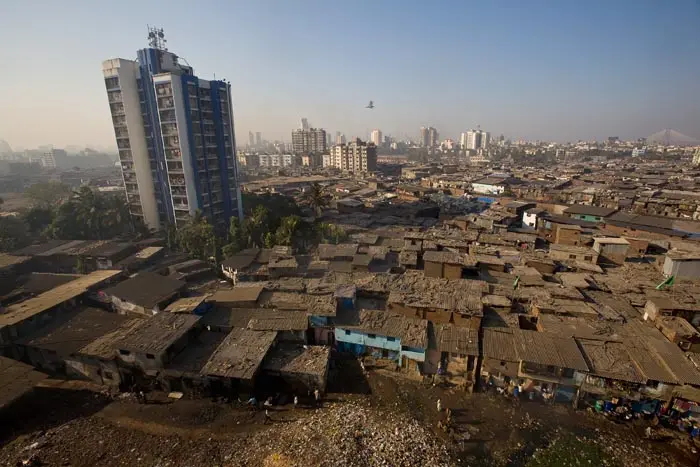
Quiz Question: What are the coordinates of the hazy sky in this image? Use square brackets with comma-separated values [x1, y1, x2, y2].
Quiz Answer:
[1, 0, 699, 149]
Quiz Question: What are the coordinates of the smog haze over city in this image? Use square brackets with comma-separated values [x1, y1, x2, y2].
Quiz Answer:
[1, 0, 699, 149]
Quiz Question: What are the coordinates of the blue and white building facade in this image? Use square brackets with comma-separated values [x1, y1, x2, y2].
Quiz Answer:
[103, 44, 242, 230]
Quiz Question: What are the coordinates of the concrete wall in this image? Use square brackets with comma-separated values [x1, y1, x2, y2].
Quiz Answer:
[336, 328, 401, 352]
[104, 59, 160, 230]
[523, 212, 538, 228]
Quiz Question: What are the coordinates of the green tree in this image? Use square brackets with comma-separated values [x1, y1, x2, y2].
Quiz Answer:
[176, 213, 217, 260]
[0, 216, 31, 252]
[48, 188, 132, 240]
[222, 217, 244, 258]
[24, 205, 55, 234]
[316, 223, 347, 244]
[25, 181, 72, 207]
[263, 231, 275, 248]
[244, 205, 271, 247]
[165, 223, 178, 250]
[274, 215, 302, 246]
[306, 183, 329, 216]
[75, 256, 87, 274]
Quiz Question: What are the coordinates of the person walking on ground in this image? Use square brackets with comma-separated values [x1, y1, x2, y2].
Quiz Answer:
[264, 409, 272, 424]
[294, 395, 299, 409]
[437, 399, 442, 412]
[314, 389, 321, 408]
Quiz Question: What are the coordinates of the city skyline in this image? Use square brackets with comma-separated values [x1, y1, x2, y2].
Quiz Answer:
[1, 0, 699, 149]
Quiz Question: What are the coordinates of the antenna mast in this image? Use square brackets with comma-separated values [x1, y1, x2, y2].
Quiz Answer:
[147, 25, 168, 51]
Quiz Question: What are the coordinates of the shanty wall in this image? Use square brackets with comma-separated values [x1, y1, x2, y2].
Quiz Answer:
[625, 237, 649, 256]
[423, 261, 443, 278]
[548, 249, 598, 264]
[443, 263, 463, 280]
[481, 357, 520, 379]
[388, 303, 481, 328]
[66, 355, 121, 387]
[595, 243, 629, 265]
[664, 257, 700, 279]
[554, 226, 581, 246]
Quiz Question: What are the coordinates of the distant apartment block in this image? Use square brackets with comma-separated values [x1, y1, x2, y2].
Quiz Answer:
[371, 129, 382, 146]
[292, 127, 326, 154]
[258, 154, 297, 168]
[324, 139, 377, 173]
[465, 129, 490, 150]
[102, 32, 242, 230]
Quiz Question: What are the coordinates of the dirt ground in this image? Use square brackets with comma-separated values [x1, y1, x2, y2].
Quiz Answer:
[1, 359, 698, 467]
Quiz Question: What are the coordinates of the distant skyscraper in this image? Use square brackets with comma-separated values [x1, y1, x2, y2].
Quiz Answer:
[336, 132, 346, 145]
[371, 129, 382, 146]
[248, 131, 255, 147]
[465, 128, 489, 150]
[420, 127, 430, 147]
[428, 127, 439, 147]
[292, 124, 327, 154]
[103, 28, 241, 231]
[301, 118, 309, 131]
[255, 132, 262, 147]
[460, 132, 469, 150]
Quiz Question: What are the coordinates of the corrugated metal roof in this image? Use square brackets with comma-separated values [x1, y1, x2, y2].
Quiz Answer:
[513, 329, 589, 372]
[434, 324, 479, 356]
[643, 337, 700, 386]
[482, 328, 518, 362]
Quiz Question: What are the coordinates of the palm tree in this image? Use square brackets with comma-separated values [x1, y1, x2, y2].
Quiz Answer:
[274, 215, 301, 246]
[307, 183, 328, 216]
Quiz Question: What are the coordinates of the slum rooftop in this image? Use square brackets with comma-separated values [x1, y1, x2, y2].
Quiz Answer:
[0, 270, 123, 327]
[200, 328, 277, 380]
[113, 312, 200, 355]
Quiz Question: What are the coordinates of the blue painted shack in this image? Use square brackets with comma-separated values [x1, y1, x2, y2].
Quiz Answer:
[336, 310, 428, 375]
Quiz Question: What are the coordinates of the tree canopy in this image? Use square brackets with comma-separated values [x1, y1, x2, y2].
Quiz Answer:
[47, 187, 132, 240]
[24, 181, 72, 207]
[175, 213, 217, 261]
[0, 216, 31, 252]
[306, 183, 329, 216]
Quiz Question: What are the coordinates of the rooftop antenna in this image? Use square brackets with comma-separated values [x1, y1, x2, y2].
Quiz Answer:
[147, 25, 167, 51]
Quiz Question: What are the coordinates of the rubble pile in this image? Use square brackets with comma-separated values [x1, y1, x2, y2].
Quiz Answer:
[269, 402, 452, 466]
